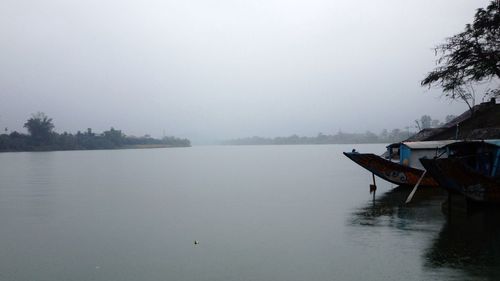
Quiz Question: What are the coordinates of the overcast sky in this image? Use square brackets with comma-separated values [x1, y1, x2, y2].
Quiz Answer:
[0, 0, 493, 143]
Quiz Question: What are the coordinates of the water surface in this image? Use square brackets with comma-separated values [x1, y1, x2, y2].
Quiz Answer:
[0, 145, 497, 280]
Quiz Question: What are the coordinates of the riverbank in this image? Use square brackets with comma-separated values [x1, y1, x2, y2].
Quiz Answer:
[0, 113, 191, 153]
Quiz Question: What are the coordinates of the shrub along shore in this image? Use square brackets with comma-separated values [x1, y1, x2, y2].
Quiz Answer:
[0, 113, 190, 152]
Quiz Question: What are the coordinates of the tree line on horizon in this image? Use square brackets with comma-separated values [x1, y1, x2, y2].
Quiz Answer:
[223, 129, 412, 146]
[223, 130, 407, 146]
[224, 0, 499, 147]
[0, 112, 190, 152]
[224, 114, 457, 145]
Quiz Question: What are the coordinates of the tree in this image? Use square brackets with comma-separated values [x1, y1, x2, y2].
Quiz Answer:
[421, 1, 500, 111]
[431, 119, 441, 128]
[380, 129, 389, 141]
[389, 129, 403, 141]
[415, 115, 433, 130]
[103, 127, 124, 146]
[445, 114, 457, 123]
[23, 112, 55, 145]
[420, 115, 432, 129]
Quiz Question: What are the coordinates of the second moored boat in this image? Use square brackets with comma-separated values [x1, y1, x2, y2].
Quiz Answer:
[420, 140, 500, 203]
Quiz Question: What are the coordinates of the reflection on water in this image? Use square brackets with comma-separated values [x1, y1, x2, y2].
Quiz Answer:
[350, 186, 446, 229]
[425, 207, 500, 280]
[351, 186, 500, 281]
[2, 145, 500, 281]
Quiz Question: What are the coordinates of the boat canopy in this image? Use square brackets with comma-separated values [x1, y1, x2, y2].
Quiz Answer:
[386, 140, 457, 150]
[400, 140, 458, 150]
[385, 141, 457, 166]
[438, 139, 500, 178]
[440, 139, 500, 150]
[385, 139, 500, 170]
[384, 140, 457, 170]
[484, 139, 500, 146]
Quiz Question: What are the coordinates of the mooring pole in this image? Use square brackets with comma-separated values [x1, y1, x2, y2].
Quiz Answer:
[370, 173, 377, 200]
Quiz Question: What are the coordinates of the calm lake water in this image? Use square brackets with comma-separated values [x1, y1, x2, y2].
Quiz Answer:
[1, 144, 499, 281]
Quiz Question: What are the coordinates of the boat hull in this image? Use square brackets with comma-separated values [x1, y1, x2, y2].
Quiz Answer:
[420, 158, 500, 203]
[343, 152, 439, 187]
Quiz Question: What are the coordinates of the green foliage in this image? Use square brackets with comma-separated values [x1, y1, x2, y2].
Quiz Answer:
[23, 112, 55, 145]
[431, 119, 441, 128]
[421, 1, 500, 108]
[103, 127, 124, 146]
[0, 132, 29, 151]
[415, 115, 436, 130]
[225, 113, 458, 145]
[0, 114, 191, 152]
[160, 136, 191, 147]
[420, 115, 432, 129]
[445, 115, 457, 123]
[224, 129, 413, 145]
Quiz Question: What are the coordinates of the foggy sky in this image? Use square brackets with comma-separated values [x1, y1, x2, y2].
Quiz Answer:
[0, 0, 493, 143]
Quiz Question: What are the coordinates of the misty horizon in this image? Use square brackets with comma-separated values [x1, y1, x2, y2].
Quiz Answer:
[0, 0, 493, 143]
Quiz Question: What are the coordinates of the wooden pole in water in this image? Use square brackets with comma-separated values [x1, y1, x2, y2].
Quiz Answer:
[405, 170, 427, 204]
[370, 173, 377, 199]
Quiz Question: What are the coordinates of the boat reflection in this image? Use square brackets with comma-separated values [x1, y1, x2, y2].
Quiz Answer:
[350, 186, 446, 228]
[425, 208, 500, 279]
[351, 186, 500, 280]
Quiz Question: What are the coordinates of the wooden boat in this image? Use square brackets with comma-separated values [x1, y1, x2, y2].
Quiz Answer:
[420, 140, 500, 203]
[343, 151, 439, 187]
[343, 141, 457, 188]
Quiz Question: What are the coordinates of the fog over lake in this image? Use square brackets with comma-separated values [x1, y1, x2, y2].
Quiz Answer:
[2, 145, 499, 281]
[1, 1, 499, 280]
[0, 0, 492, 143]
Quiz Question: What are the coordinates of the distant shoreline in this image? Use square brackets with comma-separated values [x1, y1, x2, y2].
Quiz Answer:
[0, 144, 190, 153]
[219, 142, 390, 145]
[220, 133, 411, 146]
[1, 113, 191, 153]
[121, 144, 188, 149]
